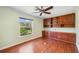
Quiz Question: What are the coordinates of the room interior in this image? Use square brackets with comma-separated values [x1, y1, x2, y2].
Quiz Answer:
[0, 6, 79, 53]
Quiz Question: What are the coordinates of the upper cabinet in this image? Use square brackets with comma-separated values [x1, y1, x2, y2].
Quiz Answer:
[43, 13, 75, 28]
[43, 18, 51, 27]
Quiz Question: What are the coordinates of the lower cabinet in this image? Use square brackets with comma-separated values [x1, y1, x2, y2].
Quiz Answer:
[42, 31, 76, 44]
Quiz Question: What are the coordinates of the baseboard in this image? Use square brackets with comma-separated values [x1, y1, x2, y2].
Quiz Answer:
[0, 36, 42, 50]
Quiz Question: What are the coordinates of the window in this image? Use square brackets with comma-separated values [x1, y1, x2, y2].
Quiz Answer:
[19, 17, 32, 36]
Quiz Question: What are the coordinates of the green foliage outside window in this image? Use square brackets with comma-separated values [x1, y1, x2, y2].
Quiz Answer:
[19, 17, 32, 36]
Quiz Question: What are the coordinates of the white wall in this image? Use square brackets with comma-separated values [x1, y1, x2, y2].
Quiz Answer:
[0, 7, 43, 50]
[44, 28, 75, 33]
[76, 7, 79, 50]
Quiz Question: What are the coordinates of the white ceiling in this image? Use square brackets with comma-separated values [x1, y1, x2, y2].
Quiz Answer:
[10, 6, 76, 19]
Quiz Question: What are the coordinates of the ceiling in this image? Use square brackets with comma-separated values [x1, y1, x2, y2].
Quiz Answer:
[10, 6, 76, 19]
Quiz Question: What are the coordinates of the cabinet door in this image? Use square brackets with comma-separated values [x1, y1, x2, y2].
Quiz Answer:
[42, 31, 45, 37]
[65, 14, 75, 25]
[59, 16, 66, 24]
[47, 18, 51, 27]
[43, 19, 48, 27]
[42, 31, 49, 38]
[43, 18, 51, 27]
[64, 14, 75, 27]
[58, 13, 75, 27]
[51, 17, 60, 27]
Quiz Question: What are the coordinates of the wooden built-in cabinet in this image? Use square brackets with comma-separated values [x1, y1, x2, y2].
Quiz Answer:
[43, 13, 75, 28]
[42, 31, 76, 44]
